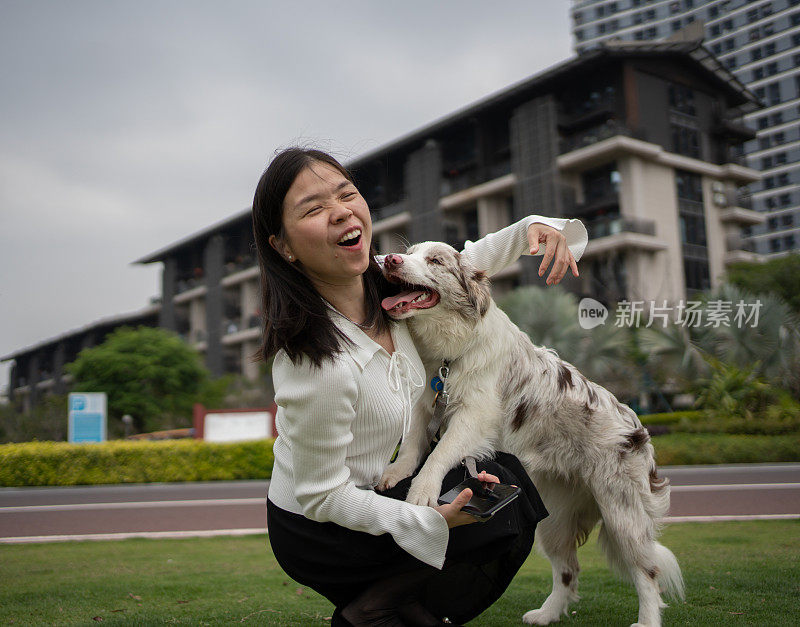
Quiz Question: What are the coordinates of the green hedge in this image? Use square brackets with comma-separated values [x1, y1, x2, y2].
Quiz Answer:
[651, 432, 800, 466]
[2, 432, 799, 487]
[0, 438, 274, 487]
[639, 410, 704, 426]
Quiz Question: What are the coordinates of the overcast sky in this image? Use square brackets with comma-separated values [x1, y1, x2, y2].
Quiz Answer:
[0, 0, 573, 391]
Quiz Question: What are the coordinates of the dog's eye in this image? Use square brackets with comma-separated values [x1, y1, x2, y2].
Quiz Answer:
[427, 257, 442, 265]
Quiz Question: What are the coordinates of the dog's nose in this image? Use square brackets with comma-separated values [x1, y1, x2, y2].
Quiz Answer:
[384, 254, 404, 267]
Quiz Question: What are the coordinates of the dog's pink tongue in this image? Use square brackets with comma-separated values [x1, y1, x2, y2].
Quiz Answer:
[381, 290, 425, 311]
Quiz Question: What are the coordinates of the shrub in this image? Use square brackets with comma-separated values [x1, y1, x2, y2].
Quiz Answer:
[0, 438, 274, 487]
[639, 410, 704, 426]
[652, 433, 800, 465]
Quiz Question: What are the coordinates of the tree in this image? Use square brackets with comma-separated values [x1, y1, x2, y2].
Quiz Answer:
[65, 326, 228, 436]
[724, 252, 800, 315]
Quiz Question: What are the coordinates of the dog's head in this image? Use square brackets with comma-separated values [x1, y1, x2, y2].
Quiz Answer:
[380, 242, 491, 322]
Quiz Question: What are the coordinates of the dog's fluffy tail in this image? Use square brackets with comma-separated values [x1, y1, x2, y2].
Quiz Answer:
[654, 541, 685, 601]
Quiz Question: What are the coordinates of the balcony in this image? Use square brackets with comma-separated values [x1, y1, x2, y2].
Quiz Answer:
[587, 216, 656, 239]
[559, 121, 647, 155]
[558, 92, 616, 132]
[724, 233, 761, 265]
[581, 216, 666, 260]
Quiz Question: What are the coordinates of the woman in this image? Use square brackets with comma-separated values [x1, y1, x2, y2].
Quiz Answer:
[253, 147, 587, 626]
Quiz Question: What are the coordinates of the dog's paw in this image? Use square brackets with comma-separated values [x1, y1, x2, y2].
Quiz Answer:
[522, 609, 561, 625]
[405, 478, 441, 508]
[376, 463, 413, 492]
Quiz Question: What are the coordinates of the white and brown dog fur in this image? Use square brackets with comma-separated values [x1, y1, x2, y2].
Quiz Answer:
[377, 242, 684, 627]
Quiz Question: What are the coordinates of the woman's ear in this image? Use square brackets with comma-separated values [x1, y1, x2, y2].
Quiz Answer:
[269, 234, 295, 262]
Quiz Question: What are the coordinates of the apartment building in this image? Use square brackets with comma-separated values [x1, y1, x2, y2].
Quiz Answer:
[2, 305, 160, 412]
[571, 0, 800, 256]
[3, 41, 761, 406]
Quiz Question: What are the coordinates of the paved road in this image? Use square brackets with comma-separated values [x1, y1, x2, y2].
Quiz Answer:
[1, 464, 798, 543]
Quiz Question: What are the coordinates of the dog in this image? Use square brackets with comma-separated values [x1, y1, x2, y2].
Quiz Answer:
[376, 242, 684, 627]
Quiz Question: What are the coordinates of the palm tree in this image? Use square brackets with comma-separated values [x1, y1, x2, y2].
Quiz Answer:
[497, 286, 638, 400]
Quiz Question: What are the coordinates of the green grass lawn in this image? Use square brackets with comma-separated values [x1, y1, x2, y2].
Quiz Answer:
[2, 521, 798, 625]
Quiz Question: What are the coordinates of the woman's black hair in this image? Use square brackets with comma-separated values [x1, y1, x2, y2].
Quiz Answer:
[251, 147, 392, 367]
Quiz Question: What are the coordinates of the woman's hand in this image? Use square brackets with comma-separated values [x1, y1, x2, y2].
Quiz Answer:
[433, 470, 500, 529]
[527, 223, 579, 286]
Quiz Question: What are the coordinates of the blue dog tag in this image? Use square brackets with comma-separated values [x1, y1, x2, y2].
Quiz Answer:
[430, 376, 444, 392]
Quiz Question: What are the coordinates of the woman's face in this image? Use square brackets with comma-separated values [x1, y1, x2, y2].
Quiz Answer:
[275, 161, 373, 288]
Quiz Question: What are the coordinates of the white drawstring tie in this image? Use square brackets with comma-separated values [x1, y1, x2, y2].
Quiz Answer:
[387, 351, 424, 439]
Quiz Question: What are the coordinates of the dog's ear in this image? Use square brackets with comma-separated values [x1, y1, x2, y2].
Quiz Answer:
[457, 255, 491, 318]
[468, 270, 492, 317]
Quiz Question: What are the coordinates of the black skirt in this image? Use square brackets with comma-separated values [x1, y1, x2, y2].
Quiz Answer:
[266, 452, 548, 624]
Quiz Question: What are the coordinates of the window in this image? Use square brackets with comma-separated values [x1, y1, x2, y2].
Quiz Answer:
[676, 170, 704, 201]
[725, 38, 735, 51]
[766, 196, 777, 209]
[596, 5, 605, 18]
[784, 235, 795, 250]
[775, 131, 785, 145]
[646, 26, 657, 39]
[765, 43, 775, 57]
[599, 22, 607, 34]
[709, 5, 718, 18]
[761, 5, 772, 18]
[770, 238, 780, 252]
[645, 9, 656, 21]
[776, 153, 787, 166]
[778, 173, 789, 186]
[609, 2, 618, 14]
[684, 259, 710, 291]
[754, 67, 764, 80]
[634, 12, 643, 24]
[768, 83, 781, 106]
[763, 22, 774, 36]
[576, 29, 585, 41]
[749, 28, 761, 41]
[780, 195, 792, 208]
[746, 9, 758, 23]
[710, 24, 721, 37]
[670, 1, 681, 14]
[771, 111, 783, 125]
[795, 54, 800, 67]
[768, 217, 778, 229]
[726, 57, 737, 69]
[793, 12, 800, 27]
[759, 136, 771, 150]
[762, 156, 773, 169]
[668, 84, 696, 115]
[764, 176, 775, 189]
[758, 116, 769, 130]
[751, 48, 762, 62]
[721, 18, 732, 30]
[610, 19, 618, 31]
[712, 43, 722, 54]
[672, 20, 682, 31]
[755, 87, 765, 100]
[766, 62, 777, 76]
[573, 11, 583, 25]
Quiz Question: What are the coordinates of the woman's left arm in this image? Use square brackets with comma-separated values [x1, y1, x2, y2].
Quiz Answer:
[461, 215, 588, 285]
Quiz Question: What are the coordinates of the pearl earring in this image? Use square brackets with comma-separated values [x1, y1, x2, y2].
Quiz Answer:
[287, 255, 293, 261]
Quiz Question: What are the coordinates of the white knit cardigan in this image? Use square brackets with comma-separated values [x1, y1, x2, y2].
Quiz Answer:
[268, 215, 588, 569]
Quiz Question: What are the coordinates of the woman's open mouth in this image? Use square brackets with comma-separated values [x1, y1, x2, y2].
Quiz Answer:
[337, 228, 362, 248]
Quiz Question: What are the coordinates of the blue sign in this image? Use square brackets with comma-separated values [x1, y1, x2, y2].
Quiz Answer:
[68, 393, 107, 443]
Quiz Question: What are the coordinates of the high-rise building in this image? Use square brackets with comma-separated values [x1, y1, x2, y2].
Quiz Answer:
[571, 0, 800, 257]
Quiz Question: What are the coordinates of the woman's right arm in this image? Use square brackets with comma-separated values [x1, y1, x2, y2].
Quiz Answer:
[273, 353, 451, 569]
